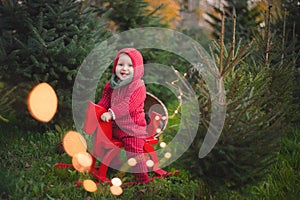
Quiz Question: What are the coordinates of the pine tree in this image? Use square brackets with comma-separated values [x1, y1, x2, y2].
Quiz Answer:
[96, 0, 167, 32]
[0, 0, 109, 129]
[206, 0, 263, 43]
[0, 78, 16, 122]
[271, 0, 300, 123]
[177, 4, 296, 190]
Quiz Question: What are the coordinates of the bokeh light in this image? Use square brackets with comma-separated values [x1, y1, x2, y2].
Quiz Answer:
[164, 152, 172, 159]
[110, 185, 123, 196]
[72, 152, 93, 173]
[111, 177, 122, 187]
[146, 159, 154, 168]
[83, 179, 97, 192]
[127, 158, 137, 166]
[62, 131, 87, 157]
[27, 82, 58, 122]
[160, 142, 167, 148]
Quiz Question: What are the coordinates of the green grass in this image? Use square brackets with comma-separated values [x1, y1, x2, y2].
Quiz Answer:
[0, 123, 206, 199]
[1, 122, 299, 199]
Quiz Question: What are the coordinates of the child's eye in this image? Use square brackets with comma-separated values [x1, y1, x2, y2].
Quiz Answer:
[118, 64, 123, 66]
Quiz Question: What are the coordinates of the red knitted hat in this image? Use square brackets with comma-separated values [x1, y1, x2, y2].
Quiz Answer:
[112, 48, 144, 82]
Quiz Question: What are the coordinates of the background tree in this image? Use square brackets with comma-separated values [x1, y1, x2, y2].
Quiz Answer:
[144, 0, 181, 28]
[0, 78, 15, 122]
[176, 3, 297, 190]
[0, 0, 109, 130]
[205, 0, 264, 43]
[93, 0, 167, 32]
[270, 0, 300, 124]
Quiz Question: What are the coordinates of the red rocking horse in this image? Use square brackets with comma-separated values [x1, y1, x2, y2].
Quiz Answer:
[55, 92, 178, 184]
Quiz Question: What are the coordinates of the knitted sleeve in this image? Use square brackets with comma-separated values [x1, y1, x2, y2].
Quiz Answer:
[97, 82, 111, 109]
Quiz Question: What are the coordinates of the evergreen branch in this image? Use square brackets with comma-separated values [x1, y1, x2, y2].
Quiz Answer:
[281, 8, 286, 66]
[30, 25, 47, 47]
[219, 8, 225, 75]
[226, 92, 272, 134]
[264, 3, 272, 67]
[0, 115, 9, 122]
[222, 44, 250, 77]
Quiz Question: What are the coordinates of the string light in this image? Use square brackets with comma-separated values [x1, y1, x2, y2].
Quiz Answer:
[164, 152, 172, 159]
[146, 159, 154, 168]
[167, 66, 188, 119]
[127, 158, 137, 166]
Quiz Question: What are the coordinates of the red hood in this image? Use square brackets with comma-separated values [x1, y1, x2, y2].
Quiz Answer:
[112, 48, 144, 82]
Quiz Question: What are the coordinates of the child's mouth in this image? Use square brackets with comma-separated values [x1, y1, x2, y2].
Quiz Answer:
[120, 72, 129, 78]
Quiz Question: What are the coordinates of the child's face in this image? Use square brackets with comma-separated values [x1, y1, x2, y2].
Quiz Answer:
[115, 53, 134, 80]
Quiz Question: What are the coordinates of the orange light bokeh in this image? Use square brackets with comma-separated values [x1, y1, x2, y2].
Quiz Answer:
[83, 179, 97, 192]
[27, 82, 58, 122]
[110, 185, 123, 196]
[62, 131, 87, 157]
[72, 152, 93, 173]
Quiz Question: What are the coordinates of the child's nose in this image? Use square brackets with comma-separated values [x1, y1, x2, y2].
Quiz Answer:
[123, 65, 129, 70]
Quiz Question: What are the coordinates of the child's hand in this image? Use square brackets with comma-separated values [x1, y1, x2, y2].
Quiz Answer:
[101, 112, 112, 122]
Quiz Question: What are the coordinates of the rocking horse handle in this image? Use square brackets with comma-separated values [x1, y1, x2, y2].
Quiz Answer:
[84, 101, 112, 140]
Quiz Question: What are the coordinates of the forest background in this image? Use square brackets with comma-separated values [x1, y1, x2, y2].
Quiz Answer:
[0, 0, 299, 199]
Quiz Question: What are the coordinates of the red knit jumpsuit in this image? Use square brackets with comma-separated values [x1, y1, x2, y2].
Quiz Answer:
[97, 48, 150, 184]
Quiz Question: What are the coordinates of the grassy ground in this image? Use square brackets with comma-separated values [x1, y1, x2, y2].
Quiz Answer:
[0, 123, 207, 200]
[0, 122, 299, 199]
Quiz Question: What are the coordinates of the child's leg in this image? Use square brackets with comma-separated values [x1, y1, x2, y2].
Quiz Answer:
[122, 137, 150, 184]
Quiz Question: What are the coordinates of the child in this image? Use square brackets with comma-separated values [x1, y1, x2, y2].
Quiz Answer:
[97, 48, 150, 184]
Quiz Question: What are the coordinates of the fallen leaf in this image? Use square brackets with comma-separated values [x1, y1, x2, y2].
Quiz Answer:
[25, 162, 30, 168]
